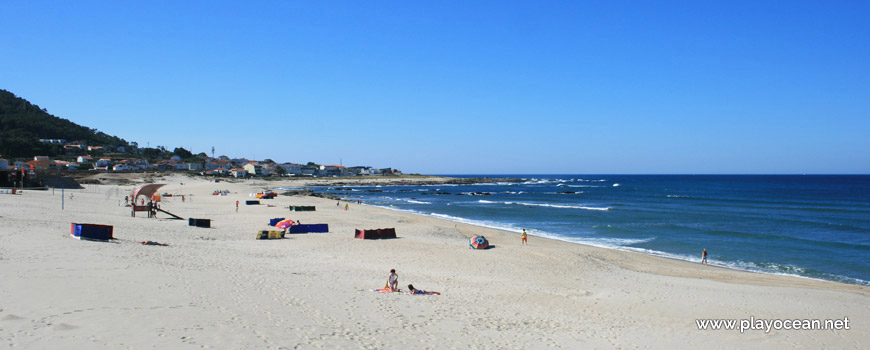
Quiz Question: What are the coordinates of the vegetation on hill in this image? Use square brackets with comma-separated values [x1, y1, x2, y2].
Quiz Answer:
[0, 89, 129, 157]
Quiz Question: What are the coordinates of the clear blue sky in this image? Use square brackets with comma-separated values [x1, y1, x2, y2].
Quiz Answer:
[2, 1, 868, 174]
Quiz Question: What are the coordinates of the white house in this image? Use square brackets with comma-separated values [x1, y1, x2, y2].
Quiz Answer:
[243, 163, 263, 176]
[113, 164, 131, 171]
[134, 159, 151, 170]
[319, 165, 347, 176]
[230, 168, 248, 177]
[95, 158, 111, 168]
[34, 156, 50, 161]
[301, 166, 317, 176]
[77, 156, 93, 163]
[348, 166, 376, 175]
[279, 163, 302, 176]
[188, 162, 204, 171]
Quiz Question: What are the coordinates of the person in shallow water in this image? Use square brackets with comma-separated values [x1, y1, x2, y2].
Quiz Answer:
[701, 248, 708, 265]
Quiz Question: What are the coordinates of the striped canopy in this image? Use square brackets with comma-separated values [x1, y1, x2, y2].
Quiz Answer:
[469, 235, 489, 249]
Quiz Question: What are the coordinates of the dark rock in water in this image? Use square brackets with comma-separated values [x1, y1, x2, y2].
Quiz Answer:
[434, 192, 451, 195]
[281, 189, 314, 196]
[465, 192, 492, 196]
[310, 192, 340, 200]
[559, 191, 576, 194]
[365, 189, 383, 193]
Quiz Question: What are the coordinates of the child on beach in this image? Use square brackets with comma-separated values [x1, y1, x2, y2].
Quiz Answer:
[521, 229, 528, 245]
[387, 269, 398, 291]
[701, 249, 708, 265]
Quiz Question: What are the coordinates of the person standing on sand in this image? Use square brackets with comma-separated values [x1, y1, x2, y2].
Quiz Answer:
[701, 249, 708, 265]
[387, 269, 399, 291]
[345, 203, 349, 211]
[521, 229, 528, 245]
[235, 200, 239, 212]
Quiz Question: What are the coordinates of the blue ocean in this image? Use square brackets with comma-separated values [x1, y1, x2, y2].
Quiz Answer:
[304, 175, 870, 285]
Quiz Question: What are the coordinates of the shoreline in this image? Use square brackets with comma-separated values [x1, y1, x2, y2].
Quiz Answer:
[343, 198, 870, 291]
[2, 173, 867, 348]
[263, 175, 870, 289]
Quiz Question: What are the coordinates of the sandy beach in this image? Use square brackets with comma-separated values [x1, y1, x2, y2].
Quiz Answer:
[1, 174, 867, 349]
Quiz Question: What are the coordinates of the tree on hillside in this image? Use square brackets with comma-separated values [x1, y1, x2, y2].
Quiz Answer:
[173, 147, 193, 159]
[0, 89, 130, 158]
[141, 147, 164, 160]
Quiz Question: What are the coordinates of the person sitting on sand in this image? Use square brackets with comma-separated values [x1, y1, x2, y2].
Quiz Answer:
[407, 284, 426, 295]
[140, 241, 169, 246]
[387, 269, 399, 291]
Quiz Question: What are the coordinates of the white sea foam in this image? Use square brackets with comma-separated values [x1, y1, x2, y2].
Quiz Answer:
[513, 202, 611, 211]
[476, 200, 610, 211]
[612, 183, 621, 187]
[405, 199, 432, 205]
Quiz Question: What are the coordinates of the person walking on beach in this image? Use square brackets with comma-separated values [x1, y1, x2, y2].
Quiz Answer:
[235, 200, 239, 212]
[345, 203, 349, 211]
[521, 229, 528, 245]
[387, 269, 399, 291]
[124, 195, 129, 206]
[701, 248, 708, 265]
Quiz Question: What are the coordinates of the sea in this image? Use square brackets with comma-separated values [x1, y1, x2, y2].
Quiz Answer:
[291, 175, 870, 286]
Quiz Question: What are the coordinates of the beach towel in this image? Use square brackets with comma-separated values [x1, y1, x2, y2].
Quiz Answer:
[370, 289, 402, 294]
[369, 289, 440, 296]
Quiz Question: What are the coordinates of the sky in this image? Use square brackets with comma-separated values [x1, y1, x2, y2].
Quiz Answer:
[1, 1, 868, 174]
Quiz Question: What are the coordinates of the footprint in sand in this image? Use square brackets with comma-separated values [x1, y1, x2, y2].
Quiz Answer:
[53, 323, 78, 331]
[2, 314, 26, 321]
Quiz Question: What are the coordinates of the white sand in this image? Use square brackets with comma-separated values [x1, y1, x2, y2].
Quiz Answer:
[1, 174, 867, 349]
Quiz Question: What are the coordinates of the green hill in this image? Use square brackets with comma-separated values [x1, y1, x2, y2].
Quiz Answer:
[0, 89, 129, 158]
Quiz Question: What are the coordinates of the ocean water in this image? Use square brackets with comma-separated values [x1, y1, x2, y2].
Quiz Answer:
[296, 175, 870, 285]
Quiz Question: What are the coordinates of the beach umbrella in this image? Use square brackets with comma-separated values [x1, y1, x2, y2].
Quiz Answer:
[275, 219, 295, 229]
[469, 235, 489, 249]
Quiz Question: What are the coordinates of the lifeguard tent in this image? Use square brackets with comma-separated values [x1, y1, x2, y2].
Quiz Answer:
[130, 184, 183, 219]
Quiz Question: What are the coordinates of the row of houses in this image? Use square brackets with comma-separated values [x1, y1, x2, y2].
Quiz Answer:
[0, 156, 400, 178]
[38, 139, 126, 153]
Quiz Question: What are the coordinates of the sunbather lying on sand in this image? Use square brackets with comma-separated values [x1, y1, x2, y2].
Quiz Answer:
[407, 284, 439, 295]
[140, 241, 169, 246]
